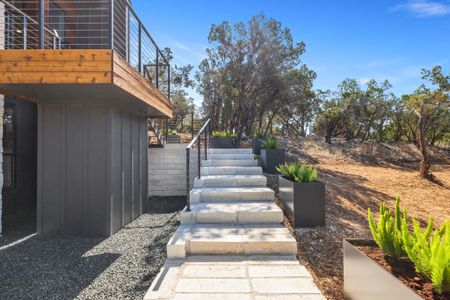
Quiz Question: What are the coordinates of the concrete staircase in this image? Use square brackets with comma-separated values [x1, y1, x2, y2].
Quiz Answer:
[167, 148, 297, 258]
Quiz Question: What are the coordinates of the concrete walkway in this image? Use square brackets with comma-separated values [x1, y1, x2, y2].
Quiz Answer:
[144, 148, 324, 299]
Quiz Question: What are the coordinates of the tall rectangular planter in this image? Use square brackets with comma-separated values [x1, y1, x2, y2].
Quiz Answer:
[210, 136, 234, 148]
[252, 137, 265, 155]
[343, 239, 422, 300]
[260, 149, 285, 174]
[278, 176, 325, 227]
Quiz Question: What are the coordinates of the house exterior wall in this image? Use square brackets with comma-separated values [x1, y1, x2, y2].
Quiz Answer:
[0, 95, 4, 236]
[148, 144, 187, 197]
[37, 102, 148, 236]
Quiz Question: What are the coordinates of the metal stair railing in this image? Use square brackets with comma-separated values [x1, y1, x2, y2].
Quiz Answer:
[185, 119, 211, 211]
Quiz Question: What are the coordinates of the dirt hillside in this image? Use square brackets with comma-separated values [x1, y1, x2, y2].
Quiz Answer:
[274, 137, 450, 299]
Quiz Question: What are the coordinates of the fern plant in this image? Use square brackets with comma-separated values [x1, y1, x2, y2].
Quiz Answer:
[261, 136, 280, 150]
[402, 218, 449, 293]
[367, 196, 407, 258]
[276, 163, 317, 183]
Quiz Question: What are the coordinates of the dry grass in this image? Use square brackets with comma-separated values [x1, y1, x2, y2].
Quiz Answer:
[280, 137, 450, 300]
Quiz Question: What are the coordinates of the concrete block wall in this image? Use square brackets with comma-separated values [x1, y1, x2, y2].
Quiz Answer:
[148, 144, 187, 197]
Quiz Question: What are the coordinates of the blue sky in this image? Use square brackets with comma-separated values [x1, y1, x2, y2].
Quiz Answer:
[132, 0, 450, 104]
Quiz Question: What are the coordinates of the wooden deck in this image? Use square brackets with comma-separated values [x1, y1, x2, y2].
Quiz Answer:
[0, 49, 172, 118]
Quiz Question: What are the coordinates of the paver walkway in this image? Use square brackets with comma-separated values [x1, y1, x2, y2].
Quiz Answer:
[144, 148, 324, 299]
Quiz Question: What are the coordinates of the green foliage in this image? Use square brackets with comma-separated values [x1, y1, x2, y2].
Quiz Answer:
[367, 196, 406, 259]
[167, 129, 178, 135]
[253, 129, 265, 138]
[261, 136, 280, 149]
[402, 219, 450, 293]
[212, 130, 235, 137]
[276, 163, 317, 183]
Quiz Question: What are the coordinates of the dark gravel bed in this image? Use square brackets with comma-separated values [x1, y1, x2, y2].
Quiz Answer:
[0, 197, 185, 300]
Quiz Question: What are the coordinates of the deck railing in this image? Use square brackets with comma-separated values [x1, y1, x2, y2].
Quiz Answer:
[186, 119, 211, 211]
[0, 0, 170, 99]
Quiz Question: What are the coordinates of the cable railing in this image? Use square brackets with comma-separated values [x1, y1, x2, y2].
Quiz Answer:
[185, 119, 211, 211]
[0, 0, 170, 100]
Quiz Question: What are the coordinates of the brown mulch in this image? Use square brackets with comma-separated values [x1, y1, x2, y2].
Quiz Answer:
[358, 245, 449, 300]
[267, 137, 450, 300]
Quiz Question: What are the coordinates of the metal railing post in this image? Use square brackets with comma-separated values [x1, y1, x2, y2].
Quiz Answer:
[197, 136, 201, 179]
[168, 65, 171, 99]
[109, 0, 114, 49]
[138, 21, 142, 74]
[204, 127, 208, 160]
[186, 148, 190, 211]
[155, 51, 159, 89]
[22, 15, 27, 49]
[38, 0, 45, 49]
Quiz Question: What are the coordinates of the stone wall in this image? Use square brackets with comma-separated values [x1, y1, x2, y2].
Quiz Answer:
[148, 144, 187, 197]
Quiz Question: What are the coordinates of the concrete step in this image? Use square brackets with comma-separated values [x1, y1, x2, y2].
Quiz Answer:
[180, 201, 283, 224]
[167, 224, 297, 258]
[201, 166, 263, 176]
[208, 148, 252, 154]
[202, 159, 258, 167]
[208, 153, 255, 160]
[194, 175, 267, 188]
[190, 187, 274, 202]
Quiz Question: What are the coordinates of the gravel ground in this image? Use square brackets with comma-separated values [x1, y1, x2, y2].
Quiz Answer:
[0, 197, 185, 300]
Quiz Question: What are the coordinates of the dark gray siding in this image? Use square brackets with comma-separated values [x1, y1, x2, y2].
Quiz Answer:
[37, 103, 148, 236]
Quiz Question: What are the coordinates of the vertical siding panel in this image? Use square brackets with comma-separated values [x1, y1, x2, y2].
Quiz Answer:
[40, 104, 64, 234]
[87, 104, 107, 235]
[122, 112, 132, 224]
[110, 108, 123, 234]
[132, 117, 140, 219]
[36, 104, 43, 234]
[64, 104, 85, 234]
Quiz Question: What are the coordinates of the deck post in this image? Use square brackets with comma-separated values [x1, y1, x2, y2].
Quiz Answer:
[38, 0, 44, 49]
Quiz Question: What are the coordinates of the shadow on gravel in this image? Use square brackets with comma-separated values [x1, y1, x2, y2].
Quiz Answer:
[0, 196, 186, 300]
[0, 233, 118, 300]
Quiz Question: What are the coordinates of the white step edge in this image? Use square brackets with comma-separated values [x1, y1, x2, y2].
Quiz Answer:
[167, 224, 297, 259]
[201, 166, 263, 176]
[202, 159, 258, 167]
[194, 175, 267, 188]
[180, 201, 283, 224]
[190, 187, 274, 202]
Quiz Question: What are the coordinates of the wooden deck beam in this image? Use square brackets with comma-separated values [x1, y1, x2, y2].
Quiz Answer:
[0, 49, 172, 118]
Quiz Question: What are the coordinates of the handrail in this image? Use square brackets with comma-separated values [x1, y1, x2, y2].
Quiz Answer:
[185, 119, 211, 211]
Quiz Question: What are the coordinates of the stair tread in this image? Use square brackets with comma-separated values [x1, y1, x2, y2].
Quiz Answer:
[175, 224, 295, 240]
[190, 201, 282, 213]
[199, 175, 266, 179]
[191, 187, 274, 193]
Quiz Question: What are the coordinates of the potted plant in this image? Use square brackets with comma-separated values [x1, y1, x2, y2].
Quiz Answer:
[344, 197, 449, 300]
[210, 131, 235, 148]
[165, 129, 181, 143]
[260, 137, 285, 174]
[252, 130, 266, 155]
[276, 163, 325, 227]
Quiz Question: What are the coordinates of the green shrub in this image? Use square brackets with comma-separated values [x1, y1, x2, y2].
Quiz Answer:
[276, 163, 317, 183]
[212, 131, 227, 137]
[402, 218, 449, 293]
[367, 196, 406, 258]
[253, 129, 265, 138]
[167, 129, 177, 135]
[261, 136, 279, 149]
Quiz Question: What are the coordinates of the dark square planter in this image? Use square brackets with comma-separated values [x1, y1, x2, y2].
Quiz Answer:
[166, 134, 181, 143]
[278, 176, 325, 227]
[260, 149, 285, 174]
[252, 137, 266, 155]
[211, 136, 234, 148]
[343, 239, 422, 300]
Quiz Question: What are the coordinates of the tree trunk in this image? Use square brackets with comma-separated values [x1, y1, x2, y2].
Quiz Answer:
[417, 103, 433, 180]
